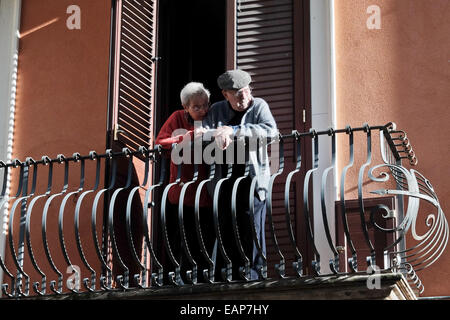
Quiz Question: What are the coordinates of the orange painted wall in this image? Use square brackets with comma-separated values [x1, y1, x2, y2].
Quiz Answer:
[335, 0, 450, 296]
[15, 0, 110, 158]
[5, 0, 111, 293]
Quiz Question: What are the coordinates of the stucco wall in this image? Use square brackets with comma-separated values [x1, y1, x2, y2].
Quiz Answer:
[14, 0, 110, 158]
[0, 0, 22, 289]
[335, 0, 450, 297]
[4, 0, 111, 291]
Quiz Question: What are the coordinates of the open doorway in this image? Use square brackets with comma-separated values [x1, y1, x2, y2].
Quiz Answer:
[151, 0, 226, 274]
[155, 0, 226, 133]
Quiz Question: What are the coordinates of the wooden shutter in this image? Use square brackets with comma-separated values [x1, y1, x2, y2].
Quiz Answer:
[107, 0, 158, 283]
[231, 0, 312, 275]
[111, 0, 158, 151]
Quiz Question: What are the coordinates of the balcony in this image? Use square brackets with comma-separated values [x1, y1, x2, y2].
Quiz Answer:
[0, 122, 446, 300]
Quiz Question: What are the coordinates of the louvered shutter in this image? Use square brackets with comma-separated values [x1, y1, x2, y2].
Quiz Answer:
[107, 0, 158, 282]
[236, 0, 296, 136]
[233, 0, 311, 275]
[111, 0, 157, 151]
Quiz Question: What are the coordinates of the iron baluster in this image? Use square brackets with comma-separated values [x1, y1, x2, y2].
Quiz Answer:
[177, 143, 200, 285]
[194, 143, 217, 284]
[92, 149, 116, 290]
[380, 123, 401, 162]
[357, 124, 377, 268]
[266, 134, 287, 278]
[160, 144, 183, 286]
[41, 154, 70, 294]
[8, 160, 31, 296]
[126, 146, 151, 288]
[339, 126, 358, 272]
[381, 122, 411, 267]
[378, 129, 410, 247]
[0, 162, 17, 297]
[212, 161, 233, 282]
[142, 146, 164, 287]
[18, 158, 38, 295]
[74, 151, 101, 292]
[107, 148, 134, 289]
[320, 128, 340, 274]
[230, 137, 251, 281]
[284, 131, 303, 277]
[58, 153, 86, 293]
[303, 129, 321, 276]
[247, 137, 269, 280]
[25, 156, 54, 295]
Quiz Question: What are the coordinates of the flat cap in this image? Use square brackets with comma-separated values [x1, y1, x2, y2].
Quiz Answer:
[217, 69, 252, 90]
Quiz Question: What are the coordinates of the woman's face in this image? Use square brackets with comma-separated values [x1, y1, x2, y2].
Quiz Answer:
[184, 94, 209, 121]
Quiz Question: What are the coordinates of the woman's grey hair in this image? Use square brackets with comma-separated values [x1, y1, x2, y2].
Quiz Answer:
[180, 82, 210, 106]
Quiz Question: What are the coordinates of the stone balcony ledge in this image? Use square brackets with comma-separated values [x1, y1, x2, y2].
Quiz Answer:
[21, 271, 417, 300]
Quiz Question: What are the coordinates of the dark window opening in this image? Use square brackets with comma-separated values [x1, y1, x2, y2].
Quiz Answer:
[152, 0, 226, 277]
[155, 0, 226, 133]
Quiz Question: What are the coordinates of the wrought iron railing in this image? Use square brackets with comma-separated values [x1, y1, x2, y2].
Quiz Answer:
[0, 122, 446, 298]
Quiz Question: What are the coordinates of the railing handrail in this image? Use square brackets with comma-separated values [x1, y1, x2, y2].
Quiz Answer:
[0, 123, 446, 298]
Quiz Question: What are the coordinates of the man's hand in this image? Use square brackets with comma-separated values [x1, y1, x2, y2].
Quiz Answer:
[214, 126, 234, 150]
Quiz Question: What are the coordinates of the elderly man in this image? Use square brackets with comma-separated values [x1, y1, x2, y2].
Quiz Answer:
[201, 69, 278, 281]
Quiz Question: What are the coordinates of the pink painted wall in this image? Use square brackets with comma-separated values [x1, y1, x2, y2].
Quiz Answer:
[335, 0, 450, 297]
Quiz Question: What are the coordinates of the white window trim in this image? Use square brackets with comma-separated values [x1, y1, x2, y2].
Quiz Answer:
[310, 0, 338, 273]
[0, 0, 22, 286]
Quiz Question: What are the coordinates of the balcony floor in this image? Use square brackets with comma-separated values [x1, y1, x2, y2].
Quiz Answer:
[21, 271, 417, 300]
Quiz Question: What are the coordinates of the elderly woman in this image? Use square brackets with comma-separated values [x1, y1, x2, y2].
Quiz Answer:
[155, 82, 213, 284]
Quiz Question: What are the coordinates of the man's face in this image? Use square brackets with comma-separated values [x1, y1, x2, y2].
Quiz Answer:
[223, 86, 253, 112]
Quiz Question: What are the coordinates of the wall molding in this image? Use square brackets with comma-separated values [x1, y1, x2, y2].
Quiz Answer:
[310, 0, 338, 273]
[0, 0, 22, 286]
